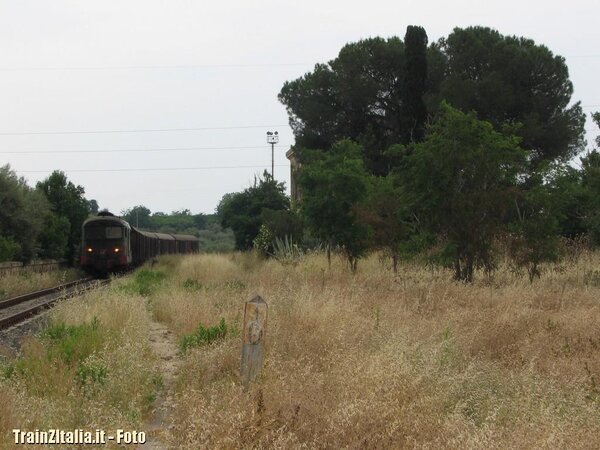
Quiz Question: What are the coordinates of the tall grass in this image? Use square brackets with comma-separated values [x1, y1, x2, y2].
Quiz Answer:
[153, 251, 600, 449]
[0, 283, 160, 448]
[1, 252, 599, 448]
[0, 268, 83, 300]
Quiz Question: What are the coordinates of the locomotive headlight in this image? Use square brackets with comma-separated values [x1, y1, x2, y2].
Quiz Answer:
[87, 247, 93, 253]
[114, 247, 120, 253]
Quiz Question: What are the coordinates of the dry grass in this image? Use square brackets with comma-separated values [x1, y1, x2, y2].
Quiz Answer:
[1, 252, 599, 449]
[0, 282, 160, 449]
[0, 268, 84, 300]
[149, 251, 600, 449]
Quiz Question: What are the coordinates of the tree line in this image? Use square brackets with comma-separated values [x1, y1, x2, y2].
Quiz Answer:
[120, 206, 234, 252]
[218, 26, 600, 282]
[0, 170, 236, 264]
[0, 168, 92, 263]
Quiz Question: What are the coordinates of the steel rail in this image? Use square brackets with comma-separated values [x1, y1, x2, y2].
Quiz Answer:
[0, 278, 108, 329]
[0, 278, 93, 309]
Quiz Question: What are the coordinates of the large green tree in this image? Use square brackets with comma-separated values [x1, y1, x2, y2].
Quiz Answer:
[36, 171, 90, 264]
[280, 34, 413, 175]
[298, 140, 371, 271]
[281, 26, 584, 173]
[401, 103, 526, 282]
[0, 165, 49, 261]
[436, 26, 585, 165]
[580, 149, 600, 245]
[402, 25, 428, 143]
[217, 172, 289, 250]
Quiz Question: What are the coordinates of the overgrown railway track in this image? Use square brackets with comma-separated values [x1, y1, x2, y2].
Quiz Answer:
[0, 278, 108, 329]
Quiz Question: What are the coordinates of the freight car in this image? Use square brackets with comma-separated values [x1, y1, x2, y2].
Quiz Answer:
[80, 211, 199, 275]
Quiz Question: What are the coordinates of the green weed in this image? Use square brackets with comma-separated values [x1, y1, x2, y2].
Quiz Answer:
[180, 318, 231, 352]
[43, 317, 107, 366]
[182, 278, 203, 292]
[222, 280, 246, 291]
[120, 269, 167, 297]
[76, 362, 108, 386]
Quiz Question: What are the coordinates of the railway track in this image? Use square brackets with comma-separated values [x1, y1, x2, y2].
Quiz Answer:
[0, 278, 108, 329]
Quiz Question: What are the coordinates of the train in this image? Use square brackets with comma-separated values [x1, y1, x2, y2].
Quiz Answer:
[80, 211, 199, 274]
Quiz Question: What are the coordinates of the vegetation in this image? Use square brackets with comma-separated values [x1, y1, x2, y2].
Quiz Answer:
[0, 268, 83, 301]
[0, 167, 95, 263]
[0, 166, 50, 261]
[399, 103, 526, 281]
[0, 282, 160, 444]
[2, 247, 600, 447]
[179, 318, 231, 352]
[265, 26, 595, 278]
[217, 171, 289, 250]
[299, 140, 371, 270]
[36, 171, 91, 263]
[121, 207, 235, 252]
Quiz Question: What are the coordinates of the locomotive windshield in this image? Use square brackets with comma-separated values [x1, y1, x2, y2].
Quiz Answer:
[83, 224, 126, 249]
[85, 226, 123, 239]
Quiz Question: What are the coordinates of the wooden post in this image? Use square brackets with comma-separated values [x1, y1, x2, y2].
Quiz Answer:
[241, 295, 268, 387]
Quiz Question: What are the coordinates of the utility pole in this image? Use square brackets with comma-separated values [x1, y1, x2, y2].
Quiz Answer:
[266, 131, 279, 178]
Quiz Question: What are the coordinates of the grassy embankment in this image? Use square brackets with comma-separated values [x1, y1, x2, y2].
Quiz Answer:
[0, 268, 84, 301]
[0, 270, 162, 449]
[2, 251, 600, 448]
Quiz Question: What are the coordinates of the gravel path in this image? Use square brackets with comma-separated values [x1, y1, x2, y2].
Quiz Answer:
[138, 321, 181, 450]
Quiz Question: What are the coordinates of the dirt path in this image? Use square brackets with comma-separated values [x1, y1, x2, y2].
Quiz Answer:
[138, 321, 180, 450]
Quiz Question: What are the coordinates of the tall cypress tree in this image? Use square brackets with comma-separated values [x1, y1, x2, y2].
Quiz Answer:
[402, 26, 428, 143]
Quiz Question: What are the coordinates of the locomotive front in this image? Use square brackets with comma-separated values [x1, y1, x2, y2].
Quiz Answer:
[80, 213, 132, 274]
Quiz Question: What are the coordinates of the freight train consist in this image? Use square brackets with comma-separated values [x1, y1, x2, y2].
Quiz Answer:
[80, 212, 199, 274]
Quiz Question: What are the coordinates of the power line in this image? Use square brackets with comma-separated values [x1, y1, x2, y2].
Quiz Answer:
[0, 144, 291, 155]
[0, 63, 312, 72]
[0, 124, 289, 136]
[18, 164, 289, 173]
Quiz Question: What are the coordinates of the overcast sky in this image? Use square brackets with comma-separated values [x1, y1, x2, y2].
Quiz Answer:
[0, 0, 598, 215]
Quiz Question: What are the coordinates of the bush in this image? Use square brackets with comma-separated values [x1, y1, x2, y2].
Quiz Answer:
[0, 236, 21, 262]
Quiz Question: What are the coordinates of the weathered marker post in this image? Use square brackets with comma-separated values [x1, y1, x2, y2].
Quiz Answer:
[241, 295, 268, 388]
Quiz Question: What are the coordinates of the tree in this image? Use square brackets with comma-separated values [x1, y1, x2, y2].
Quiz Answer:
[580, 149, 600, 245]
[548, 165, 587, 239]
[37, 214, 70, 260]
[279, 35, 412, 175]
[356, 174, 409, 273]
[0, 165, 49, 261]
[217, 172, 289, 250]
[37, 171, 90, 264]
[402, 25, 428, 143]
[401, 103, 526, 282]
[261, 209, 304, 242]
[89, 199, 99, 215]
[121, 205, 152, 229]
[594, 112, 600, 148]
[508, 169, 563, 281]
[437, 26, 585, 165]
[298, 140, 371, 271]
[280, 26, 584, 172]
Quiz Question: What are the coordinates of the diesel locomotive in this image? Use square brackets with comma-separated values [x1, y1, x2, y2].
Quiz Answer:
[80, 212, 199, 274]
